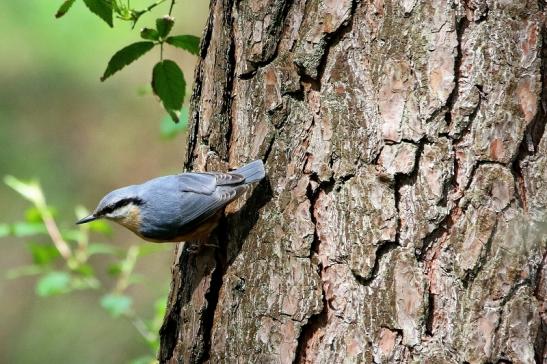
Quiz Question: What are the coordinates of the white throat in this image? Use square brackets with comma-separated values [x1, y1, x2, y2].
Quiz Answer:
[106, 203, 136, 220]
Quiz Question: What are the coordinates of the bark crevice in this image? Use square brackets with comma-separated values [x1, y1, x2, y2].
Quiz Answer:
[511, 22, 547, 213]
[352, 240, 399, 286]
[238, 0, 294, 79]
[292, 174, 336, 363]
[295, 0, 357, 84]
[533, 251, 546, 363]
[198, 251, 224, 363]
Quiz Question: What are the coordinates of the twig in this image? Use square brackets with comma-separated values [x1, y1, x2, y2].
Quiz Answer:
[168, 0, 176, 15]
[115, 245, 139, 293]
[131, 0, 168, 29]
[129, 313, 157, 343]
[41, 209, 72, 261]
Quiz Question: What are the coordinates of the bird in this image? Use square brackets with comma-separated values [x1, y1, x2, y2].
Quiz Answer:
[76, 160, 265, 243]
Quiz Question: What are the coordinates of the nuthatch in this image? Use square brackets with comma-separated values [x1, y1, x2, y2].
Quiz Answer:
[76, 160, 265, 242]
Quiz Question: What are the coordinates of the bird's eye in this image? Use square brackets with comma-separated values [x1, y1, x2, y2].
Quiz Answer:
[100, 205, 115, 215]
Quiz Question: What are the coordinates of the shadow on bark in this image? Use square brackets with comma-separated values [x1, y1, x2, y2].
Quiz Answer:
[223, 177, 273, 265]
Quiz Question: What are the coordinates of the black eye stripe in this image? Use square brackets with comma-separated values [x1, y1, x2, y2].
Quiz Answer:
[100, 198, 143, 215]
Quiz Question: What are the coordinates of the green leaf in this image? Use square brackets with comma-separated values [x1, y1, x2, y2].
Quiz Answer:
[145, 295, 167, 351]
[100, 293, 132, 317]
[130, 356, 156, 364]
[154, 296, 168, 321]
[82, 0, 113, 27]
[160, 107, 188, 139]
[101, 41, 155, 81]
[55, 0, 77, 18]
[12, 222, 47, 237]
[25, 206, 57, 223]
[74, 263, 95, 277]
[152, 60, 185, 121]
[107, 262, 122, 276]
[0, 224, 9, 238]
[6, 265, 44, 279]
[166, 109, 181, 123]
[28, 243, 60, 266]
[166, 35, 200, 56]
[156, 16, 174, 38]
[88, 243, 119, 256]
[4, 176, 45, 206]
[36, 271, 71, 296]
[88, 220, 113, 235]
[140, 27, 159, 41]
[25, 207, 42, 223]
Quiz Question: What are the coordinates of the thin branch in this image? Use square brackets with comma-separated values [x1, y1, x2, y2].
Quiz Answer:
[130, 0, 168, 29]
[41, 209, 72, 261]
[115, 245, 139, 293]
[168, 0, 176, 15]
[129, 313, 157, 343]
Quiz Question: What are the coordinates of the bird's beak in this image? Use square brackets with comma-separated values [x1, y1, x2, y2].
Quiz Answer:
[76, 214, 98, 225]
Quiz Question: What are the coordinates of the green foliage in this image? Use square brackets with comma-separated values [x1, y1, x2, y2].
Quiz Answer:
[0, 223, 9, 238]
[4, 176, 46, 206]
[2, 176, 170, 362]
[101, 293, 132, 317]
[141, 27, 160, 41]
[152, 60, 185, 122]
[6, 265, 44, 280]
[36, 271, 72, 296]
[28, 242, 60, 265]
[82, 0, 113, 27]
[130, 356, 157, 364]
[88, 242, 119, 256]
[156, 16, 174, 38]
[54, 0, 201, 123]
[101, 41, 155, 81]
[166, 35, 200, 56]
[26, 206, 55, 223]
[11, 222, 47, 237]
[55, 0, 77, 18]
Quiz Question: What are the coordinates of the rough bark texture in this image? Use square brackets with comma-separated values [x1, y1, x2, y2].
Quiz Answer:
[159, 0, 547, 363]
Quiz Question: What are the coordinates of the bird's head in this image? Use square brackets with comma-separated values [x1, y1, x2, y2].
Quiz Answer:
[76, 186, 143, 232]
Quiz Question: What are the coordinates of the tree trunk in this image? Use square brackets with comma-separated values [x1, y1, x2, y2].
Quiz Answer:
[159, 0, 547, 362]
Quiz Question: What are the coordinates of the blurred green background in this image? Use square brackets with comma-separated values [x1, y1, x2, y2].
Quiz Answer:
[0, 1, 208, 363]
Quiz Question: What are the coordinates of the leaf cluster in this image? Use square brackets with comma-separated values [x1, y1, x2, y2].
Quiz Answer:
[2, 176, 170, 361]
[55, 0, 200, 123]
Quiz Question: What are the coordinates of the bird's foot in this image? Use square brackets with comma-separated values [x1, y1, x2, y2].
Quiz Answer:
[183, 240, 219, 254]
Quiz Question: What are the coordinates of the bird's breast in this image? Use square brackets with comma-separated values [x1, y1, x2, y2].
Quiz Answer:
[140, 210, 223, 243]
[116, 204, 142, 234]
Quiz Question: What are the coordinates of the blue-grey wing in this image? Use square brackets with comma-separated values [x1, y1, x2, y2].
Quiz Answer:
[176, 172, 245, 194]
[199, 172, 245, 186]
[178, 186, 243, 227]
[176, 173, 217, 194]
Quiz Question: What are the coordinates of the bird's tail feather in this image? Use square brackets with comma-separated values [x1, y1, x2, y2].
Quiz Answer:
[234, 160, 265, 183]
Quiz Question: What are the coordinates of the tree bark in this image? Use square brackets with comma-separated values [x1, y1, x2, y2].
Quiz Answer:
[159, 0, 547, 363]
